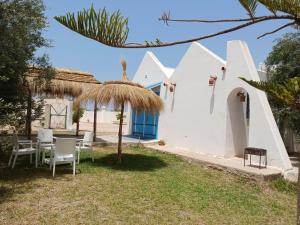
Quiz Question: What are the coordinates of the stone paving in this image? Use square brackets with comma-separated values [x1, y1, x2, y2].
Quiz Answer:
[97, 134, 285, 181]
[148, 144, 284, 181]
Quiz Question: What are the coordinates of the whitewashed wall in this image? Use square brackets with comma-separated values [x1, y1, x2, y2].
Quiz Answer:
[128, 52, 174, 135]
[130, 41, 292, 172]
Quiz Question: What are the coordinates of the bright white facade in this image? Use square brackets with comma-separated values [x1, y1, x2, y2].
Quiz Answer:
[129, 40, 293, 172]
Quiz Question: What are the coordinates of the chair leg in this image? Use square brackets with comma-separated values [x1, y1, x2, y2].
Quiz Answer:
[49, 159, 52, 170]
[12, 153, 18, 169]
[30, 154, 32, 164]
[8, 152, 13, 166]
[92, 150, 94, 162]
[37, 149, 41, 165]
[52, 160, 56, 177]
[35, 152, 38, 168]
[42, 150, 45, 165]
[77, 150, 80, 164]
[73, 160, 76, 176]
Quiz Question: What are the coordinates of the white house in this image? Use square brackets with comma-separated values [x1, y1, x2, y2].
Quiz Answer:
[128, 40, 293, 173]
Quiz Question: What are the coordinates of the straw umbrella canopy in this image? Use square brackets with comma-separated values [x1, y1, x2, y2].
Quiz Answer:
[76, 59, 163, 163]
[25, 67, 101, 98]
[24, 67, 101, 139]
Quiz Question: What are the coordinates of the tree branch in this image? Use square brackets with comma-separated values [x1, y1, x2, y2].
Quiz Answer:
[119, 15, 295, 48]
[158, 13, 265, 24]
[257, 22, 296, 39]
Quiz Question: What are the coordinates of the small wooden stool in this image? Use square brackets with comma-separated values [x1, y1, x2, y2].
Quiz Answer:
[244, 147, 267, 169]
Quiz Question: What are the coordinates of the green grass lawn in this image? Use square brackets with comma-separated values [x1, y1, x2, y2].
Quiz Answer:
[0, 146, 296, 225]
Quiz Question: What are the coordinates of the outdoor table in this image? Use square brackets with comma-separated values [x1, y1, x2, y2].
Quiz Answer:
[244, 147, 267, 169]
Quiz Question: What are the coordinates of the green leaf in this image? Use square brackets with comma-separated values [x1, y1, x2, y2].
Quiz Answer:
[54, 6, 129, 47]
[240, 77, 300, 109]
[258, 0, 300, 16]
[239, 0, 258, 17]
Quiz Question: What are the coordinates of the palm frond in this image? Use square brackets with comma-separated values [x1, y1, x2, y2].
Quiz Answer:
[240, 77, 300, 109]
[258, 0, 300, 17]
[239, 0, 258, 17]
[54, 5, 129, 47]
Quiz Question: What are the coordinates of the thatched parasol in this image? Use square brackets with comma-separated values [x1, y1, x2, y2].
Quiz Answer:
[26, 67, 101, 98]
[76, 59, 163, 162]
[24, 67, 101, 139]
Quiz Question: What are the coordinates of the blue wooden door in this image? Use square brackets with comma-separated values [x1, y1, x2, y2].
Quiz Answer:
[132, 88, 160, 139]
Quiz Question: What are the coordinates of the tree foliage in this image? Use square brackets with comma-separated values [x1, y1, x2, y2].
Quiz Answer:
[72, 107, 85, 124]
[55, 5, 129, 48]
[241, 76, 300, 109]
[55, 0, 299, 48]
[266, 33, 300, 82]
[241, 33, 300, 134]
[0, 0, 54, 132]
[73, 106, 84, 137]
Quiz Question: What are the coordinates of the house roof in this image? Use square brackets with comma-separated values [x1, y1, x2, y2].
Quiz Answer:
[146, 51, 175, 79]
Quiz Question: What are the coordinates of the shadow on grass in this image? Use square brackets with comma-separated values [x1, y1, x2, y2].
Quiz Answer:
[0, 186, 13, 204]
[0, 152, 79, 183]
[0, 165, 78, 182]
[93, 153, 168, 171]
[0, 148, 79, 181]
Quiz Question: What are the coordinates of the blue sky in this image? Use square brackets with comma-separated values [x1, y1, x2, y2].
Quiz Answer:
[39, 0, 294, 81]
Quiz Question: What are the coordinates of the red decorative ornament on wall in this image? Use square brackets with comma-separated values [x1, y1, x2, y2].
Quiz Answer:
[209, 76, 217, 86]
[169, 83, 176, 92]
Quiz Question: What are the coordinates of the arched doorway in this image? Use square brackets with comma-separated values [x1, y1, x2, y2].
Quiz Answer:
[226, 88, 250, 157]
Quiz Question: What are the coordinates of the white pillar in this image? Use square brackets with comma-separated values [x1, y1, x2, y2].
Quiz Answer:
[66, 100, 73, 130]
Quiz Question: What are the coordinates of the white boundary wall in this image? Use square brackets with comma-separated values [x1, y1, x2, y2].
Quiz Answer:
[80, 110, 128, 124]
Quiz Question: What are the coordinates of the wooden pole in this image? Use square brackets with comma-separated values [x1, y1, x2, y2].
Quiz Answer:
[93, 100, 97, 142]
[117, 103, 124, 163]
[25, 92, 32, 140]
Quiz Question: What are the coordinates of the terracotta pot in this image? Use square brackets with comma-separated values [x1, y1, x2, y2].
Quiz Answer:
[240, 94, 246, 102]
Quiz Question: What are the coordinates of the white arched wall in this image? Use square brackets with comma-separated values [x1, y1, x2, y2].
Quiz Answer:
[224, 41, 292, 171]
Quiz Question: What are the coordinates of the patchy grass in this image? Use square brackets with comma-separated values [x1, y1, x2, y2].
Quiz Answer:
[270, 177, 297, 194]
[0, 146, 296, 225]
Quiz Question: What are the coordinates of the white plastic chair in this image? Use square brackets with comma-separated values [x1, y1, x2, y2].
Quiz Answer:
[76, 131, 94, 163]
[37, 128, 55, 165]
[52, 138, 76, 177]
[8, 134, 37, 169]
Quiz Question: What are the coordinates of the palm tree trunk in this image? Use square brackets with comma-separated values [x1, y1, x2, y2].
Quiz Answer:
[76, 119, 79, 136]
[25, 92, 32, 140]
[93, 100, 97, 142]
[117, 103, 124, 163]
